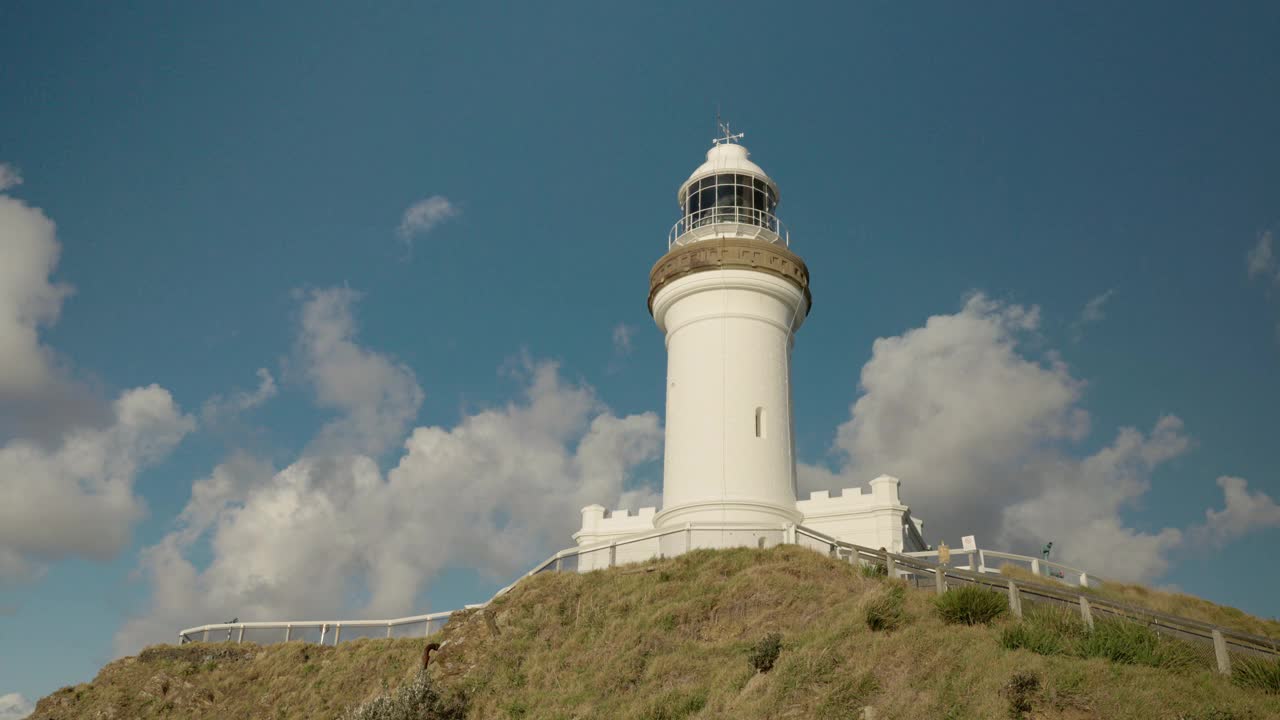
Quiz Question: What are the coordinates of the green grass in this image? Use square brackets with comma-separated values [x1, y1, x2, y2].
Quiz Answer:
[862, 581, 906, 631]
[1000, 565, 1280, 640]
[1233, 655, 1280, 694]
[935, 585, 1008, 625]
[1001, 606, 1206, 671]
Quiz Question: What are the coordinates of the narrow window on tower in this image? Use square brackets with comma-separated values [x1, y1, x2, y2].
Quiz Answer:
[755, 406, 766, 438]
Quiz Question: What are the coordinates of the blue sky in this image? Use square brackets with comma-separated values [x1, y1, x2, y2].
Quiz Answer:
[2, 1, 1280, 712]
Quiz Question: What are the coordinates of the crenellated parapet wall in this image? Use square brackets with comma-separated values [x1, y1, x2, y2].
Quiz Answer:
[573, 505, 657, 548]
[795, 475, 925, 553]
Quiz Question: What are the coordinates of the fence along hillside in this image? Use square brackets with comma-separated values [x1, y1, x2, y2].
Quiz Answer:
[180, 523, 1278, 677]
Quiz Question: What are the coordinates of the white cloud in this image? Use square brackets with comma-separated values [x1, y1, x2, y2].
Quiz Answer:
[117, 295, 661, 653]
[800, 293, 1219, 582]
[396, 195, 458, 242]
[1247, 230, 1276, 282]
[0, 191, 73, 404]
[1070, 289, 1113, 342]
[0, 163, 22, 191]
[199, 368, 277, 431]
[1196, 476, 1280, 547]
[0, 386, 195, 584]
[294, 288, 423, 456]
[612, 323, 635, 357]
[0, 178, 194, 585]
[0, 692, 33, 720]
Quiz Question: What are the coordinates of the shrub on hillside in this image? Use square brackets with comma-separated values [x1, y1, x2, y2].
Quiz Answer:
[863, 582, 906, 632]
[748, 633, 782, 673]
[343, 671, 467, 720]
[1002, 671, 1040, 719]
[1233, 655, 1280, 694]
[935, 586, 1007, 626]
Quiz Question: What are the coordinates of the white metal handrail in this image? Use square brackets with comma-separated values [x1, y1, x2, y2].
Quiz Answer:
[180, 610, 457, 645]
[668, 207, 789, 249]
[904, 547, 1092, 588]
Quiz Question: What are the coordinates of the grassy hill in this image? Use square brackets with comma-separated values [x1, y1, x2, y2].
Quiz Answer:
[31, 546, 1280, 719]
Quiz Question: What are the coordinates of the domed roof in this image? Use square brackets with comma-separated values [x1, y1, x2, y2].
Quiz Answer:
[678, 142, 779, 203]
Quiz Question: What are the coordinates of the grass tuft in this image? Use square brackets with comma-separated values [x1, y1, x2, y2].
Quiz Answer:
[1081, 619, 1199, 669]
[863, 581, 906, 632]
[935, 585, 1008, 625]
[859, 561, 888, 579]
[1233, 655, 1280, 694]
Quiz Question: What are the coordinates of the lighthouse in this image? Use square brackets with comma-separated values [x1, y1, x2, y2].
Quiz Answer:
[648, 128, 810, 530]
[572, 128, 925, 562]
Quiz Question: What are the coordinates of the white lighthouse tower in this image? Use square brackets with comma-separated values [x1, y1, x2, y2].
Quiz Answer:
[572, 128, 925, 563]
[648, 129, 810, 532]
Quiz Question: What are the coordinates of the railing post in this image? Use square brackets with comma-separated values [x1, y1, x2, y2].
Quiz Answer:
[978, 549, 986, 573]
[1078, 596, 1094, 630]
[320, 623, 327, 645]
[284, 625, 291, 642]
[883, 549, 897, 579]
[386, 623, 392, 639]
[1031, 558, 1041, 576]
[203, 629, 209, 642]
[555, 555, 563, 572]
[1079, 572, 1089, 588]
[1212, 630, 1232, 675]
[1007, 580, 1023, 619]
[935, 564, 946, 595]
[237, 626, 245, 643]
[334, 624, 342, 644]
[609, 542, 617, 568]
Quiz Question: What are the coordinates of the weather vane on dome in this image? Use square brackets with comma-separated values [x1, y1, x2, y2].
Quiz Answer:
[713, 118, 744, 146]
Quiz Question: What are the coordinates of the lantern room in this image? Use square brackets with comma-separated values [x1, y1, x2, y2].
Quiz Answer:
[670, 139, 788, 249]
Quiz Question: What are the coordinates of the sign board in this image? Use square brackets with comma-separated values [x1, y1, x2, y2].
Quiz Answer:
[961, 535, 977, 552]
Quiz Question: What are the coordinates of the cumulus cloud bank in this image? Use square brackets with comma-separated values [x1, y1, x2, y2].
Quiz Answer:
[0, 173, 194, 585]
[117, 291, 661, 652]
[800, 294, 1277, 582]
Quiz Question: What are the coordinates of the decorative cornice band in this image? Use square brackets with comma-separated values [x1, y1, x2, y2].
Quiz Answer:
[648, 239, 811, 315]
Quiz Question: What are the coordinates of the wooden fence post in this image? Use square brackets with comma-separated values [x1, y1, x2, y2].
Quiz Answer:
[1078, 596, 1094, 630]
[1007, 580, 1023, 619]
[1212, 630, 1232, 675]
[934, 565, 946, 594]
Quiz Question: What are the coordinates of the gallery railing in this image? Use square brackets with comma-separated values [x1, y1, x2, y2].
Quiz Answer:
[668, 207, 789, 249]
